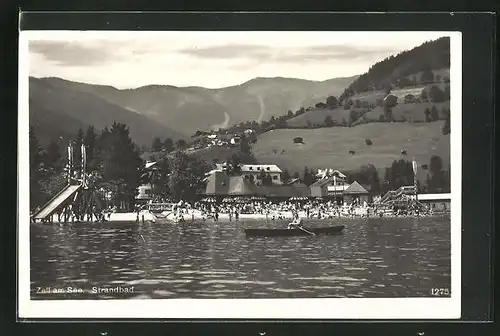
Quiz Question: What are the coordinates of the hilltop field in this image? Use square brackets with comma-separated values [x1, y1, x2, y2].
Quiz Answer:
[251, 121, 450, 179]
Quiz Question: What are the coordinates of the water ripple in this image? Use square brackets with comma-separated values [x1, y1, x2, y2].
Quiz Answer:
[30, 217, 451, 299]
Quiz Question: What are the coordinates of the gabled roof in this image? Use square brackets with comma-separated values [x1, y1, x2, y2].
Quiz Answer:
[310, 176, 334, 188]
[343, 181, 369, 195]
[228, 176, 258, 196]
[205, 173, 258, 196]
[205, 171, 229, 195]
[316, 169, 346, 179]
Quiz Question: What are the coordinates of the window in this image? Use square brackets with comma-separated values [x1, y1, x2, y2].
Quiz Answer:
[272, 176, 278, 180]
[257, 167, 261, 170]
[266, 167, 270, 171]
[249, 167, 253, 170]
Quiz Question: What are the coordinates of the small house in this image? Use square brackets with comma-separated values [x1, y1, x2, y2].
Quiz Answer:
[342, 181, 371, 204]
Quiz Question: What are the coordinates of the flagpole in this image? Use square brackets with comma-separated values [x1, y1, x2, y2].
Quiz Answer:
[412, 159, 418, 214]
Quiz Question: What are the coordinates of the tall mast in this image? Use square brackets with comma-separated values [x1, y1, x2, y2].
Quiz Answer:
[81, 143, 86, 186]
[67, 142, 73, 184]
[412, 159, 418, 202]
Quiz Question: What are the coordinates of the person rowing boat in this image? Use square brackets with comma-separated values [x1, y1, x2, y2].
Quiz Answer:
[287, 218, 316, 236]
[288, 218, 303, 229]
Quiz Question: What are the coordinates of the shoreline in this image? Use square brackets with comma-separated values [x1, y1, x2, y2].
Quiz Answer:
[34, 209, 450, 224]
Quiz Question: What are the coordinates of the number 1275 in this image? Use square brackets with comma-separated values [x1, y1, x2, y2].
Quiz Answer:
[431, 288, 450, 296]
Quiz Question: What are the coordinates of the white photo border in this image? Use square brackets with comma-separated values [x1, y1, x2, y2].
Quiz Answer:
[18, 30, 462, 320]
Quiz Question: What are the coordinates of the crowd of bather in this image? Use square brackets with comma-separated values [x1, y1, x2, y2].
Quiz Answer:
[166, 198, 441, 222]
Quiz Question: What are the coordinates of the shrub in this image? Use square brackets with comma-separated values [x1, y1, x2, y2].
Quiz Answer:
[293, 137, 304, 144]
[365, 138, 373, 146]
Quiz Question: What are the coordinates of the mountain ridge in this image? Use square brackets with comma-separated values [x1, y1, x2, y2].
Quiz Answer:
[31, 75, 359, 136]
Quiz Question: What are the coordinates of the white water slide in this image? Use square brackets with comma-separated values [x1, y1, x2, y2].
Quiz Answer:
[33, 184, 81, 220]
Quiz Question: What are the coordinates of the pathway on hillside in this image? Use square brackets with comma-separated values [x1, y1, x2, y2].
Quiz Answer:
[256, 95, 266, 122]
[211, 111, 230, 130]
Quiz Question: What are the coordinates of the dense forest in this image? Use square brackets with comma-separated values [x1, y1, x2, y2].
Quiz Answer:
[338, 37, 450, 102]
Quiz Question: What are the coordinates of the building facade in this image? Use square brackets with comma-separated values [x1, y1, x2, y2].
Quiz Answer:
[417, 193, 451, 211]
[240, 164, 283, 185]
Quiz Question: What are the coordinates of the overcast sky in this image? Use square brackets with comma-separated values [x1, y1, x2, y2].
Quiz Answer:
[27, 31, 448, 89]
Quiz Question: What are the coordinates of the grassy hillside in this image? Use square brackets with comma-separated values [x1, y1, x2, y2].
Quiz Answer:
[34, 75, 358, 136]
[29, 77, 184, 147]
[339, 37, 450, 102]
[287, 70, 450, 128]
[252, 121, 450, 180]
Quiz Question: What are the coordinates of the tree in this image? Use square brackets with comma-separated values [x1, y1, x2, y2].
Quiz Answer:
[430, 105, 439, 121]
[148, 157, 171, 198]
[287, 110, 294, 118]
[302, 166, 314, 186]
[168, 150, 210, 201]
[29, 126, 43, 208]
[444, 84, 450, 100]
[326, 96, 338, 108]
[420, 69, 434, 84]
[442, 114, 451, 135]
[383, 105, 393, 122]
[176, 139, 187, 150]
[324, 115, 334, 127]
[152, 137, 163, 151]
[385, 159, 414, 190]
[44, 141, 61, 170]
[262, 173, 273, 186]
[428, 155, 446, 192]
[239, 134, 251, 156]
[424, 107, 431, 122]
[421, 90, 428, 102]
[282, 168, 290, 182]
[430, 155, 443, 175]
[429, 85, 446, 103]
[315, 102, 327, 109]
[163, 138, 174, 152]
[97, 122, 144, 209]
[229, 153, 242, 176]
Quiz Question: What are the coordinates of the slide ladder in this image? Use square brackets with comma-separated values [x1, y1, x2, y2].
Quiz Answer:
[33, 184, 82, 221]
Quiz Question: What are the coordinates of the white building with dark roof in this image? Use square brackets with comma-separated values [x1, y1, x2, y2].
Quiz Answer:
[241, 164, 283, 185]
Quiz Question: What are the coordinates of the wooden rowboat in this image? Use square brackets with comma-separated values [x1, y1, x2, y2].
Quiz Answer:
[244, 225, 345, 237]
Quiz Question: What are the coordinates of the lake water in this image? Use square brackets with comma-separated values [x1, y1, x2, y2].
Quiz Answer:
[30, 217, 451, 299]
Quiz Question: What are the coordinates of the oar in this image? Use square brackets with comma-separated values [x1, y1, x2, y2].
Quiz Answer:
[297, 226, 316, 236]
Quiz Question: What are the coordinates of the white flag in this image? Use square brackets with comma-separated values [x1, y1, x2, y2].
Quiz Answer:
[412, 160, 418, 175]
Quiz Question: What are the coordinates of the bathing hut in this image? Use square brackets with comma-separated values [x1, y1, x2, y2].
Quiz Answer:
[342, 181, 371, 204]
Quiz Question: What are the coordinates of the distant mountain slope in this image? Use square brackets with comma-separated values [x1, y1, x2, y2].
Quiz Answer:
[252, 121, 450, 179]
[29, 77, 184, 147]
[29, 98, 88, 148]
[34, 75, 358, 136]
